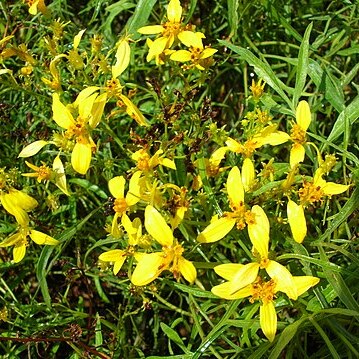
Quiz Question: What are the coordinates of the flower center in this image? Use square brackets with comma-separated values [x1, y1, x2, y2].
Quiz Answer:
[66, 117, 87, 139]
[36, 164, 52, 182]
[113, 198, 128, 214]
[299, 181, 324, 206]
[136, 152, 151, 171]
[290, 124, 306, 143]
[250, 277, 276, 305]
[224, 201, 255, 229]
[162, 22, 182, 38]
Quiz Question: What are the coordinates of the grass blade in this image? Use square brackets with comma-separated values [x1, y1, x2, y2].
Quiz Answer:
[293, 22, 312, 107]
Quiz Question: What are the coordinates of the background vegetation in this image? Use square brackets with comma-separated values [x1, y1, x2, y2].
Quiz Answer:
[0, 0, 358, 358]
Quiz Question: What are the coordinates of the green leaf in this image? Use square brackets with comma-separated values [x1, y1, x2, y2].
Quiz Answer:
[218, 40, 293, 110]
[308, 60, 345, 113]
[327, 94, 359, 143]
[126, 0, 158, 39]
[268, 317, 307, 359]
[102, 1, 136, 40]
[293, 23, 312, 107]
[69, 178, 108, 199]
[95, 313, 103, 348]
[160, 322, 189, 353]
[313, 187, 359, 242]
[227, 0, 239, 39]
[319, 246, 359, 320]
[171, 281, 218, 299]
[36, 246, 55, 308]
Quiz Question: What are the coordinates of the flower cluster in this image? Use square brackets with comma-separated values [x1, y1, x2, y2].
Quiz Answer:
[138, 0, 217, 70]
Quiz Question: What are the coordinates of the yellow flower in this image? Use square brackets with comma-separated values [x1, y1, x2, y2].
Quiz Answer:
[0, 225, 59, 263]
[99, 214, 144, 275]
[107, 172, 141, 237]
[24, 0, 49, 16]
[287, 168, 349, 243]
[212, 273, 319, 342]
[289, 100, 311, 168]
[197, 161, 265, 243]
[249, 79, 266, 100]
[132, 148, 176, 173]
[138, 0, 185, 62]
[196, 147, 228, 177]
[52, 88, 107, 174]
[0, 188, 38, 226]
[22, 156, 69, 196]
[225, 125, 290, 158]
[131, 205, 196, 286]
[170, 31, 217, 70]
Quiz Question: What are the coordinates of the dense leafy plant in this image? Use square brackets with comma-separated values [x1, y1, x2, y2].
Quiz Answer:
[0, 0, 358, 358]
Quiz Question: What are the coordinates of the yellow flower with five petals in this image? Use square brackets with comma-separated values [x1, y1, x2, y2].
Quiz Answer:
[287, 168, 349, 243]
[212, 270, 319, 342]
[131, 205, 196, 286]
[138, 0, 186, 62]
[0, 223, 59, 263]
[197, 160, 263, 244]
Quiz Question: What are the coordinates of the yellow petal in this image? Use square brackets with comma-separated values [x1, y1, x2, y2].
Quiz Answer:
[209, 147, 228, 167]
[266, 260, 297, 300]
[90, 93, 107, 128]
[256, 131, 290, 146]
[109, 176, 125, 199]
[13, 243, 26, 263]
[78, 92, 98, 119]
[145, 205, 173, 246]
[52, 93, 74, 129]
[197, 217, 236, 243]
[227, 166, 244, 205]
[292, 276, 320, 297]
[146, 37, 168, 62]
[112, 38, 131, 78]
[225, 137, 242, 152]
[178, 31, 204, 48]
[73, 86, 100, 108]
[131, 252, 165, 286]
[99, 249, 126, 275]
[28, 1, 38, 15]
[71, 142, 92, 175]
[296, 100, 311, 130]
[0, 232, 22, 248]
[53, 155, 69, 196]
[159, 157, 177, 170]
[178, 257, 197, 284]
[212, 282, 252, 300]
[322, 182, 349, 196]
[242, 158, 255, 193]
[18, 140, 49, 158]
[170, 50, 192, 62]
[126, 171, 141, 206]
[260, 302, 277, 342]
[7, 189, 38, 210]
[229, 262, 260, 294]
[200, 47, 217, 59]
[247, 205, 269, 259]
[290, 143, 305, 168]
[287, 200, 306, 243]
[214, 263, 244, 281]
[73, 29, 86, 50]
[119, 95, 148, 126]
[1, 194, 30, 226]
[137, 25, 164, 35]
[167, 0, 182, 23]
[30, 230, 59, 245]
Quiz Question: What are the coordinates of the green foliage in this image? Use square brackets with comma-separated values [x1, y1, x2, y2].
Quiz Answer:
[1, 0, 358, 358]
